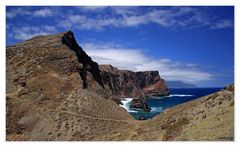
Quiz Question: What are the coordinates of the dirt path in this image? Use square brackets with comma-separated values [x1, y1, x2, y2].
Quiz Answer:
[60, 110, 139, 123]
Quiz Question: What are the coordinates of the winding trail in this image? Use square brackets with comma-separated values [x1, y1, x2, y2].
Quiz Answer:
[59, 110, 139, 123]
[7, 90, 140, 123]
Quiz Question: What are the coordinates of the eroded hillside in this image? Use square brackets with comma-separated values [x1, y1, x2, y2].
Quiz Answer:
[94, 84, 234, 141]
[6, 31, 134, 140]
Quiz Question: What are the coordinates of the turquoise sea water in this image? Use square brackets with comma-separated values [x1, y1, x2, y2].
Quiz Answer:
[120, 88, 222, 120]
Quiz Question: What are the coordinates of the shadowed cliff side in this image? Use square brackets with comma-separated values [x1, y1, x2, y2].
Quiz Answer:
[61, 31, 104, 89]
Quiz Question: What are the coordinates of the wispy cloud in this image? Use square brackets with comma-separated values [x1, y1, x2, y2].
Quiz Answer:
[6, 8, 31, 19]
[78, 6, 109, 12]
[33, 8, 54, 17]
[210, 19, 233, 29]
[8, 25, 57, 40]
[7, 6, 234, 41]
[82, 41, 214, 83]
[57, 6, 233, 31]
[7, 7, 55, 19]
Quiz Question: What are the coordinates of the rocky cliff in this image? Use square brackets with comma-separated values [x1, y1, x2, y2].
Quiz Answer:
[6, 31, 168, 140]
[100, 64, 169, 111]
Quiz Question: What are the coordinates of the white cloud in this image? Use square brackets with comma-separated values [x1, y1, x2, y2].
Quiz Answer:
[58, 9, 173, 30]
[59, 14, 122, 31]
[8, 25, 57, 40]
[58, 9, 182, 30]
[122, 15, 147, 26]
[81, 42, 214, 83]
[7, 7, 55, 19]
[78, 6, 109, 12]
[33, 8, 54, 17]
[112, 7, 140, 15]
[6, 8, 31, 19]
[58, 6, 233, 31]
[7, 7, 233, 32]
[210, 19, 233, 29]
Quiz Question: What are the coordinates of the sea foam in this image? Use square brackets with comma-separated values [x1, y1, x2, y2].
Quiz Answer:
[165, 94, 194, 97]
[120, 98, 138, 113]
[151, 107, 163, 113]
[120, 98, 164, 114]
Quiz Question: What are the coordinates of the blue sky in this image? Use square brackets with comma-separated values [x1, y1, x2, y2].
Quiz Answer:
[6, 6, 234, 87]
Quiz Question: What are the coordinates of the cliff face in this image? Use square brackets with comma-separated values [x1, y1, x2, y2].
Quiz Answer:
[100, 65, 169, 98]
[61, 32, 105, 89]
[100, 64, 169, 111]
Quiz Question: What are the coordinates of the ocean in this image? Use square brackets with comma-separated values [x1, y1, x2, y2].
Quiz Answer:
[120, 88, 222, 120]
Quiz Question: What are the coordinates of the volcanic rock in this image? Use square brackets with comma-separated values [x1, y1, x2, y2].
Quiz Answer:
[99, 65, 169, 111]
[130, 95, 151, 112]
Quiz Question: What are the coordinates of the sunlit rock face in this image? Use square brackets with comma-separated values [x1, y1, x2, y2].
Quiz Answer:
[99, 65, 169, 111]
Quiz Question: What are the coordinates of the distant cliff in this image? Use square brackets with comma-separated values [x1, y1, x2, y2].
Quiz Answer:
[166, 81, 197, 88]
[100, 64, 169, 111]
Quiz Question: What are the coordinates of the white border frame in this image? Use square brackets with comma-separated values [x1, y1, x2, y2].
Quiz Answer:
[1, 0, 239, 146]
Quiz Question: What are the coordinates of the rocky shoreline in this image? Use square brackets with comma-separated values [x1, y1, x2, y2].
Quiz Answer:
[100, 64, 169, 112]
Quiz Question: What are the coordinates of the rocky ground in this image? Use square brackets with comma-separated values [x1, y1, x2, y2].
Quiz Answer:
[6, 31, 234, 141]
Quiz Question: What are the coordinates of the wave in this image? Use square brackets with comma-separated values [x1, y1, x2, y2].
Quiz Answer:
[120, 98, 164, 114]
[150, 107, 163, 113]
[165, 94, 194, 97]
[151, 97, 165, 99]
[119, 98, 138, 113]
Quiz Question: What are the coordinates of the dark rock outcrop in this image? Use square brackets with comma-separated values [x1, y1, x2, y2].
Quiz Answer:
[61, 31, 104, 89]
[130, 95, 151, 112]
